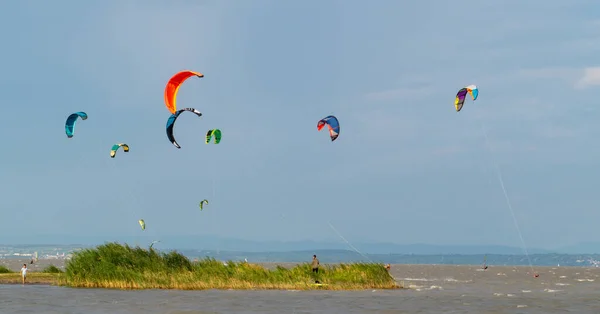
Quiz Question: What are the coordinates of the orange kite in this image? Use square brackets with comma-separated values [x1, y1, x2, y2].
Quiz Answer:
[164, 70, 204, 114]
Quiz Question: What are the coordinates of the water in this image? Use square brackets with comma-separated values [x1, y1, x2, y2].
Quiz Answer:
[3, 264, 600, 313]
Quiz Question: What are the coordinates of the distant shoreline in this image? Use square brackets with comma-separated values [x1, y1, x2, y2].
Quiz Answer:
[3, 251, 596, 268]
[0, 263, 590, 288]
[0, 258, 592, 288]
[0, 258, 594, 273]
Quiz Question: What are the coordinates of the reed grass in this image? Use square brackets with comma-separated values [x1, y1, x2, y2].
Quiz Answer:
[43, 265, 64, 273]
[61, 242, 400, 290]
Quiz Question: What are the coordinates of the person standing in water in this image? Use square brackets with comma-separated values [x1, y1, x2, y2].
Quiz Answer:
[311, 255, 319, 273]
[20, 264, 27, 284]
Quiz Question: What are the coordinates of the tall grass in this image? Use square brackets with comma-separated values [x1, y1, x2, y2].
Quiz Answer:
[43, 265, 63, 273]
[62, 242, 399, 290]
[0, 265, 12, 273]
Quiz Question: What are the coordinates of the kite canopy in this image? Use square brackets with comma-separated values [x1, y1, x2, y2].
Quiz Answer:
[65, 112, 88, 138]
[205, 129, 222, 144]
[164, 70, 204, 114]
[454, 84, 478, 112]
[139, 219, 145, 231]
[110, 143, 130, 158]
[199, 199, 209, 210]
[317, 115, 340, 141]
[166, 108, 203, 149]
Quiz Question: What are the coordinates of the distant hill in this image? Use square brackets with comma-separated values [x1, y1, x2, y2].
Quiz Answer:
[350, 242, 553, 255]
[0, 234, 556, 254]
[555, 242, 600, 254]
[4, 238, 600, 267]
[180, 249, 599, 267]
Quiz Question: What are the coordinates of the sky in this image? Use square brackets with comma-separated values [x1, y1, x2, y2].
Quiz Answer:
[1, 0, 600, 251]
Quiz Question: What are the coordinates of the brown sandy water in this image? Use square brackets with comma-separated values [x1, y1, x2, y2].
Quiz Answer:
[2, 259, 600, 313]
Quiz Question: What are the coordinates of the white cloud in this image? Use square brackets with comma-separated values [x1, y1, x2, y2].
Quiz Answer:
[519, 66, 600, 90]
[574, 67, 600, 89]
[517, 67, 580, 81]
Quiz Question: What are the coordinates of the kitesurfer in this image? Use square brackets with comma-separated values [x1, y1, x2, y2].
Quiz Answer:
[312, 255, 319, 273]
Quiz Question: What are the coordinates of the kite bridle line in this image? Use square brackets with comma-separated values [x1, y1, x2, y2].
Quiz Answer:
[69, 135, 93, 243]
[107, 155, 159, 248]
[473, 104, 536, 276]
[212, 176, 220, 257]
[327, 221, 372, 263]
[203, 139, 220, 259]
[105, 158, 139, 245]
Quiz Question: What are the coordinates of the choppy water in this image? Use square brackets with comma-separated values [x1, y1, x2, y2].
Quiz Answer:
[3, 264, 600, 313]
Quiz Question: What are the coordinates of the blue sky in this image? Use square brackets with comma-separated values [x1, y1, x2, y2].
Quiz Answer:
[1, 0, 600, 250]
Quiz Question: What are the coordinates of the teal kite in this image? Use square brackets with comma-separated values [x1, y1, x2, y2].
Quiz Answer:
[110, 143, 130, 158]
[166, 108, 203, 149]
[65, 112, 88, 138]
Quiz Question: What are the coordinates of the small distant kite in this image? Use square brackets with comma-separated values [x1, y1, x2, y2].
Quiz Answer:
[65, 112, 88, 138]
[110, 143, 129, 158]
[454, 85, 478, 112]
[164, 70, 204, 114]
[166, 108, 203, 149]
[317, 115, 340, 141]
[199, 199, 209, 210]
[139, 219, 146, 231]
[205, 129, 222, 144]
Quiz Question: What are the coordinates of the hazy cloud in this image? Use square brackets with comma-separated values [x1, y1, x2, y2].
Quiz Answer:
[575, 67, 600, 89]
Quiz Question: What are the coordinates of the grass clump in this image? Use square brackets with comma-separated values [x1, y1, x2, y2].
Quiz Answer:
[43, 265, 63, 273]
[0, 265, 12, 273]
[61, 242, 400, 290]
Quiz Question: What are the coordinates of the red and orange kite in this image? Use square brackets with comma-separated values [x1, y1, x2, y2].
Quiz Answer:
[164, 70, 204, 114]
